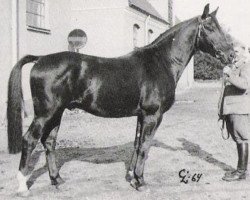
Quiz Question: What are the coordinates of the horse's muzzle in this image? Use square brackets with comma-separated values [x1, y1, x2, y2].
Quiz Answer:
[216, 50, 235, 64]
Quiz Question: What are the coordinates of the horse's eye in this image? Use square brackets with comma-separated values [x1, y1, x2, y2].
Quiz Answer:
[204, 25, 214, 32]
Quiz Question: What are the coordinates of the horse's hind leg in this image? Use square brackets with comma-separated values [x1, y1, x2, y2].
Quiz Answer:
[17, 109, 64, 193]
[17, 117, 48, 193]
[40, 115, 64, 187]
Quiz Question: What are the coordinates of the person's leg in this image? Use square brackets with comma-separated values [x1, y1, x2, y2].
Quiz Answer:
[222, 114, 249, 181]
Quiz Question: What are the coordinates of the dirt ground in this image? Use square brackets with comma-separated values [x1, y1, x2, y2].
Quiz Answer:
[1, 82, 250, 200]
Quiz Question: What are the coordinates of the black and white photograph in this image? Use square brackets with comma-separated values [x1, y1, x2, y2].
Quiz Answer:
[0, 0, 250, 199]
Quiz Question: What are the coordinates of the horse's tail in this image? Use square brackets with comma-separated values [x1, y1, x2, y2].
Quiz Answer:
[7, 55, 39, 154]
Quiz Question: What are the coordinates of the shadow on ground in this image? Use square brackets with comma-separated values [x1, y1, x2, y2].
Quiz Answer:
[27, 138, 234, 189]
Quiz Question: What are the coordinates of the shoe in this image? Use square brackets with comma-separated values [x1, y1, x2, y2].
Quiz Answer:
[222, 170, 247, 181]
[222, 143, 248, 182]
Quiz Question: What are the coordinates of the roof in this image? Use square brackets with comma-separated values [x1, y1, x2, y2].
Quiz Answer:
[128, 0, 168, 24]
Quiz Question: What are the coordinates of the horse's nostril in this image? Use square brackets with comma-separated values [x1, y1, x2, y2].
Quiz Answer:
[230, 52, 235, 58]
[217, 50, 222, 55]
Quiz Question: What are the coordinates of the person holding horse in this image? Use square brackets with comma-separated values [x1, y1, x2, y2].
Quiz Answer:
[218, 45, 250, 181]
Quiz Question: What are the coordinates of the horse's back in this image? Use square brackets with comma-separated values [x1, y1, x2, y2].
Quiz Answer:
[30, 51, 143, 117]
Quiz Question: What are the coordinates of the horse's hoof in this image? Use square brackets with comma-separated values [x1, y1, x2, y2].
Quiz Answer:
[17, 185, 29, 193]
[17, 190, 30, 197]
[17, 171, 29, 193]
[125, 170, 134, 182]
[51, 175, 65, 188]
[130, 178, 146, 191]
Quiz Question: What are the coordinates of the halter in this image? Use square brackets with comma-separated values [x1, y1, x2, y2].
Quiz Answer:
[197, 17, 203, 38]
[195, 17, 204, 50]
[195, 16, 221, 57]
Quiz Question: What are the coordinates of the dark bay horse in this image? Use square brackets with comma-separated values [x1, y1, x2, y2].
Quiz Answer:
[8, 4, 234, 193]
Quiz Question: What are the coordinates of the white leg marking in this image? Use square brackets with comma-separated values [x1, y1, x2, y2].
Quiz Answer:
[17, 171, 28, 193]
[128, 170, 134, 177]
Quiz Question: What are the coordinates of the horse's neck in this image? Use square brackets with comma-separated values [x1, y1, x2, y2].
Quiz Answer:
[153, 18, 198, 84]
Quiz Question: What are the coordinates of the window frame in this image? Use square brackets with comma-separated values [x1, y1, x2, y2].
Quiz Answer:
[133, 24, 140, 49]
[148, 29, 153, 44]
[26, 0, 50, 34]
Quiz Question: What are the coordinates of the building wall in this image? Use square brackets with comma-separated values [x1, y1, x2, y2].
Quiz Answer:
[147, 0, 168, 22]
[124, 7, 168, 51]
[147, 0, 194, 89]
[71, 8, 126, 57]
[177, 57, 194, 90]
[71, 1, 168, 57]
[71, 0, 128, 9]
[70, 0, 128, 57]
[0, 0, 12, 122]
[17, 0, 72, 102]
[0, 1, 12, 150]
[18, 0, 71, 57]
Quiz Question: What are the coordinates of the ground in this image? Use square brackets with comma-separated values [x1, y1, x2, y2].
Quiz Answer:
[0, 82, 250, 200]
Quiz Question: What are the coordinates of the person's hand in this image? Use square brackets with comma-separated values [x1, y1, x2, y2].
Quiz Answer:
[223, 66, 233, 77]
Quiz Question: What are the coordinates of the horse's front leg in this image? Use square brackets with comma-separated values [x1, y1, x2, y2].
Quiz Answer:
[126, 115, 142, 182]
[130, 112, 162, 190]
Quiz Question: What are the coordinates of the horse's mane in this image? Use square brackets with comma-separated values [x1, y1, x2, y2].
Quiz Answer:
[134, 16, 198, 53]
[152, 17, 198, 45]
[123, 16, 198, 58]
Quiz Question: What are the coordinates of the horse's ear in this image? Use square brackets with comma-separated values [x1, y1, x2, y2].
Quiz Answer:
[201, 3, 210, 19]
[211, 7, 219, 16]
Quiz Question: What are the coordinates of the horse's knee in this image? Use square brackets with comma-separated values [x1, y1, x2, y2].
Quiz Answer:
[138, 148, 148, 160]
[22, 132, 38, 150]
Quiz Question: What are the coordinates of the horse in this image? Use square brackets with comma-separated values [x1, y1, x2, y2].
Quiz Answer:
[7, 4, 235, 193]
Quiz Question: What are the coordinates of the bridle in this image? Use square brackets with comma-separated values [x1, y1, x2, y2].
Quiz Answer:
[195, 17, 204, 50]
[195, 16, 220, 56]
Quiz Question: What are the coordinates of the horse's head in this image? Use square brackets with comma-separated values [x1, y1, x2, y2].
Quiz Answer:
[196, 4, 235, 64]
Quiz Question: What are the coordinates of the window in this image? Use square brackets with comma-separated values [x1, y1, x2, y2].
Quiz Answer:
[26, 0, 50, 33]
[133, 24, 140, 49]
[148, 29, 153, 44]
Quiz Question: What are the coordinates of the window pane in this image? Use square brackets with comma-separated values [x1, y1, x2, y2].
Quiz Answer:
[26, 0, 46, 28]
[40, 16, 45, 28]
[26, 14, 32, 25]
[41, 5, 45, 16]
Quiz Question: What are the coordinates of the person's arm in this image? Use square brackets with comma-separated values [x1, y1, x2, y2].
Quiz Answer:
[224, 64, 250, 90]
